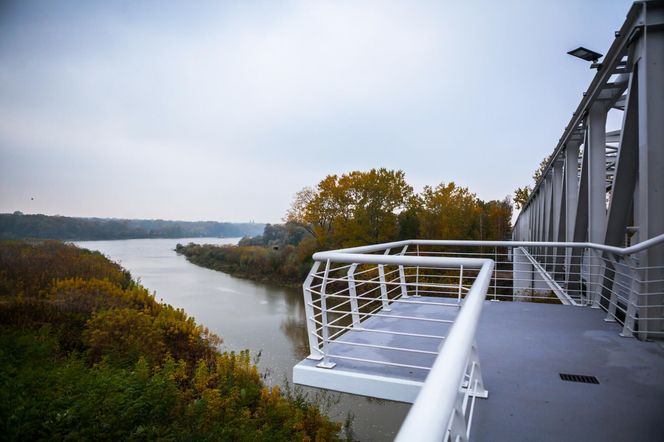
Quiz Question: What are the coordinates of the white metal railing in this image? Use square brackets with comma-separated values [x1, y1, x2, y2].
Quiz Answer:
[306, 235, 664, 340]
[394, 257, 493, 442]
[302, 244, 494, 440]
[403, 236, 664, 339]
[300, 234, 664, 441]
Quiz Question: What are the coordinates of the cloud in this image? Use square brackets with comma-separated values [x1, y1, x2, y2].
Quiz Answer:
[0, 0, 634, 222]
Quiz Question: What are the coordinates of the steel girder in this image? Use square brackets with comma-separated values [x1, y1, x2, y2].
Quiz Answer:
[513, 1, 664, 338]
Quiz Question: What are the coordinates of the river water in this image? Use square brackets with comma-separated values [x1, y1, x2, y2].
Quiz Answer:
[74, 237, 409, 441]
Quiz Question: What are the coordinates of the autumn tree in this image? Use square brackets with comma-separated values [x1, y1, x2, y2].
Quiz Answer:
[479, 197, 513, 240]
[397, 195, 423, 240]
[286, 169, 413, 247]
[419, 182, 481, 240]
[285, 179, 343, 248]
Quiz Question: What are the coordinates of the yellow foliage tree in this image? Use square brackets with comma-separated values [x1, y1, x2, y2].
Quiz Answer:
[419, 182, 481, 240]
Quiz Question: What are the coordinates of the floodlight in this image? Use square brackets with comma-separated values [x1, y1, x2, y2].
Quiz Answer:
[567, 47, 603, 62]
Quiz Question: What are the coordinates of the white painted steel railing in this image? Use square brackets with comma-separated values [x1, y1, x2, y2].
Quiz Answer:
[304, 235, 664, 342]
[395, 236, 664, 339]
[302, 242, 494, 441]
[300, 235, 664, 441]
[395, 257, 492, 442]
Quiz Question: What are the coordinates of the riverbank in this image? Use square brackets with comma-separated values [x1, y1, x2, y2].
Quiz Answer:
[0, 240, 342, 440]
[75, 237, 411, 441]
[175, 242, 309, 288]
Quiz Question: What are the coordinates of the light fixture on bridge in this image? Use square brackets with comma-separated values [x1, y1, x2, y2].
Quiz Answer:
[567, 46, 604, 68]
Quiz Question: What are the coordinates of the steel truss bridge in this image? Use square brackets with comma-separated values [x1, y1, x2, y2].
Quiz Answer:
[293, 2, 664, 441]
[513, 0, 664, 341]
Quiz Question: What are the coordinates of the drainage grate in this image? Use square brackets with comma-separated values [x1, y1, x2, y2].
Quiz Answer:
[559, 373, 600, 384]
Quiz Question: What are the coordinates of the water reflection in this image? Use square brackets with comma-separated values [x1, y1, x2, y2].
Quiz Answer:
[281, 316, 309, 360]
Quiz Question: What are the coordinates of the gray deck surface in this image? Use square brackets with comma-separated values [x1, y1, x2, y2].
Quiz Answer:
[293, 298, 664, 441]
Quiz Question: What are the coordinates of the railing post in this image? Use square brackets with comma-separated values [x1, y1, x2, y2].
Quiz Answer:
[415, 244, 420, 297]
[493, 247, 498, 300]
[466, 343, 488, 398]
[348, 263, 361, 328]
[458, 265, 464, 303]
[303, 261, 323, 360]
[378, 248, 393, 311]
[317, 260, 336, 369]
[448, 391, 469, 442]
[398, 245, 410, 299]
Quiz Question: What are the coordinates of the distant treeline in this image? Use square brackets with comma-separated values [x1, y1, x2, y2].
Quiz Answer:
[0, 240, 342, 440]
[177, 169, 513, 286]
[0, 212, 265, 240]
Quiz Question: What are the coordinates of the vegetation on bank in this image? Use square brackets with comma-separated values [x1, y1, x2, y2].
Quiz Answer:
[0, 212, 264, 241]
[177, 169, 513, 286]
[0, 240, 342, 441]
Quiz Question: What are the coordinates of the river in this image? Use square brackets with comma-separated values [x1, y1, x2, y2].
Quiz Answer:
[74, 237, 409, 441]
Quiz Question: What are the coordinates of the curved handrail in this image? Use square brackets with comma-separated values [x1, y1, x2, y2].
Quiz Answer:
[394, 258, 494, 442]
[312, 232, 664, 260]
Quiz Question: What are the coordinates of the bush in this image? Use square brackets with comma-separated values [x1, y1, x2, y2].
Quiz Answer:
[0, 240, 342, 441]
[83, 308, 166, 366]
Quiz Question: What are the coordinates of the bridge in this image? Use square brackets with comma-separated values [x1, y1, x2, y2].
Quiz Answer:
[293, 2, 664, 441]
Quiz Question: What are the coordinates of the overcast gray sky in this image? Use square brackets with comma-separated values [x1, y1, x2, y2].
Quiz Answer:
[0, 0, 632, 223]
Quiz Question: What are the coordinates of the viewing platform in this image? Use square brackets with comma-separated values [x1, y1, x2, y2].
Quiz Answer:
[292, 236, 664, 441]
[295, 298, 664, 440]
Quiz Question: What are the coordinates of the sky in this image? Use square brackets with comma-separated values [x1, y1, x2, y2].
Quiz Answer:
[0, 0, 634, 223]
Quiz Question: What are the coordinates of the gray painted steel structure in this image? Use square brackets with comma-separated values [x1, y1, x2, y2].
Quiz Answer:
[513, 1, 664, 339]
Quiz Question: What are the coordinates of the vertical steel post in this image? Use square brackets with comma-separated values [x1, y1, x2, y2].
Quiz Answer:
[317, 260, 336, 368]
[303, 261, 323, 360]
[458, 265, 464, 303]
[347, 263, 361, 328]
[552, 160, 565, 278]
[635, 9, 664, 338]
[398, 245, 410, 298]
[378, 248, 392, 311]
[543, 172, 553, 268]
[493, 247, 497, 300]
[588, 103, 608, 307]
[565, 142, 580, 281]
[415, 244, 420, 297]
